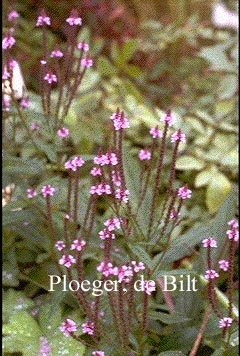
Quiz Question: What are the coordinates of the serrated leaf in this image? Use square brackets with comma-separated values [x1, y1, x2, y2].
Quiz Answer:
[206, 173, 231, 214]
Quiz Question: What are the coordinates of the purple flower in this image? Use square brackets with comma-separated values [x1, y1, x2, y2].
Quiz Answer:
[226, 229, 239, 242]
[50, 49, 63, 58]
[138, 149, 151, 161]
[131, 261, 145, 272]
[66, 10, 82, 26]
[39, 337, 51, 356]
[141, 280, 156, 295]
[92, 352, 105, 356]
[99, 228, 115, 240]
[77, 42, 89, 52]
[160, 111, 175, 127]
[44, 73, 57, 84]
[31, 122, 40, 131]
[104, 217, 121, 231]
[27, 188, 37, 199]
[218, 259, 229, 271]
[70, 239, 86, 251]
[204, 269, 219, 280]
[219, 317, 233, 328]
[82, 321, 94, 335]
[59, 254, 76, 268]
[110, 112, 130, 130]
[57, 127, 69, 138]
[171, 130, 186, 143]
[149, 126, 163, 138]
[41, 185, 55, 197]
[20, 97, 30, 108]
[90, 167, 102, 176]
[55, 240, 66, 251]
[36, 10, 51, 26]
[177, 186, 192, 200]
[8, 10, 19, 22]
[202, 237, 218, 248]
[2, 34, 16, 49]
[60, 319, 77, 337]
[81, 57, 93, 68]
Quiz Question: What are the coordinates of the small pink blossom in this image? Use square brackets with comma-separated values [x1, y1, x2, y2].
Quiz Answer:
[202, 237, 218, 248]
[226, 229, 239, 242]
[204, 269, 219, 280]
[93, 152, 118, 166]
[41, 185, 55, 197]
[60, 319, 77, 337]
[171, 130, 186, 143]
[90, 167, 102, 176]
[169, 209, 180, 219]
[77, 42, 89, 52]
[90, 184, 112, 196]
[70, 239, 86, 251]
[27, 188, 37, 199]
[57, 127, 69, 138]
[138, 149, 151, 161]
[8, 10, 19, 22]
[20, 97, 30, 108]
[149, 126, 163, 138]
[219, 317, 233, 328]
[65, 214, 70, 220]
[31, 122, 40, 131]
[64, 156, 85, 171]
[131, 261, 145, 272]
[218, 259, 229, 271]
[177, 186, 192, 200]
[118, 265, 133, 283]
[160, 111, 175, 127]
[82, 321, 94, 335]
[115, 189, 129, 203]
[2, 95, 10, 110]
[44, 73, 57, 84]
[111, 170, 121, 186]
[99, 228, 115, 240]
[40, 60, 47, 65]
[228, 220, 238, 229]
[81, 57, 93, 68]
[104, 217, 121, 231]
[141, 280, 156, 295]
[2, 34, 16, 49]
[92, 352, 105, 356]
[36, 10, 51, 26]
[110, 112, 130, 130]
[59, 254, 76, 268]
[9, 59, 17, 70]
[39, 336, 51, 356]
[50, 49, 63, 58]
[55, 240, 66, 251]
[97, 262, 118, 277]
[66, 10, 82, 26]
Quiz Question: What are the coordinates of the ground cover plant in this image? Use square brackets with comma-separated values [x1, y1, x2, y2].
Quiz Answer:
[2, 1, 239, 356]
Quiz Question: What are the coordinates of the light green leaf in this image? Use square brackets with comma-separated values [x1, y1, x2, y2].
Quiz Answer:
[98, 57, 117, 77]
[176, 156, 205, 170]
[195, 167, 217, 187]
[206, 173, 231, 214]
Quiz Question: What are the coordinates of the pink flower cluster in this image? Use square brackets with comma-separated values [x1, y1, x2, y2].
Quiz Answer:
[97, 262, 118, 277]
[138, 149, 151, 161]
[93, 152, 118, 166]
[81, 57, 93, 68]
[90, 167, 102, 176]
[115, 188, 129, 203]
[70, 239, 86, 251]
[218, 259, 229, 271]
[2, 30, 16, 50]
[41, 185, 55, 197]
[57, 127, 69, 138]
[204, 269, 219, 280]
[59, 254, 76, 268]
[39, 337, 51, 356]
[44, 73, 57, 84]
[60, 318, 77, 336]
[77, 42, 89, 52]
[50, 48, 64, 58]
[55, 240, 66, 251]
[64, 156, 85, 171]
[111, 170, 121, 186]
[90, 183, 112, 196]
[8, 10, 19, 22]
[171, 130, 186, 143]
[202, 237, 217, 248]
[177, 186, 192, 200]
[27, 188, 37, 199]
[219, 317, 233, 328]
[92, 351, 105, 356]
[99, 217, 121, 240]
[149, 126, 163, 138]
[226, 219, 239, 242]
[141, 280, 156, 295]
[160, 111, 175, 127]
[131, 261, 145, 272]
[36, 10, 51, 26]
[110, 112, 130, 131]
[66, 10, 82, 26]
[82, 320, 94, 335]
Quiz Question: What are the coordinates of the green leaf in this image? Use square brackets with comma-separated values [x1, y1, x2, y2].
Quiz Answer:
[38, 301, 62, 333]
[206, 173, 231, 214]
[195, 167, 217, 187]
[149, 311, 190, 324]
[176, 156, 205, 170]
[3, 311, 42, 355]
[129, 244, 152, 268]
[98, 57, 117, 77]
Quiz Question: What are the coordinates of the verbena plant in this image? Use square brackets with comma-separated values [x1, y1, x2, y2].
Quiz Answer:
[2, 8, 238, 356]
